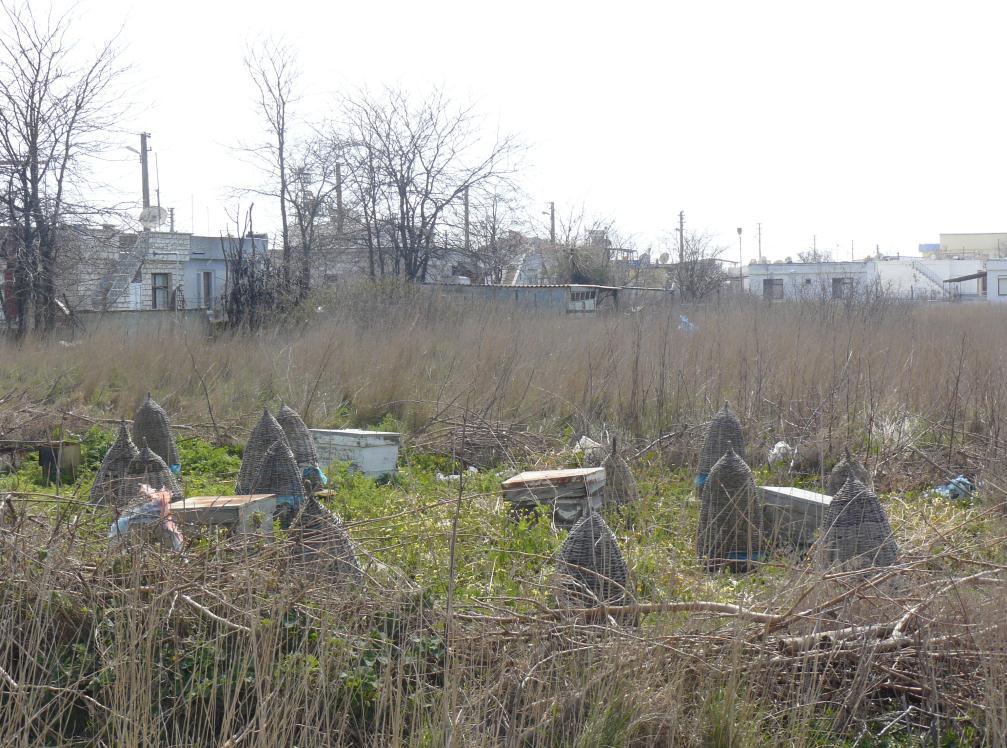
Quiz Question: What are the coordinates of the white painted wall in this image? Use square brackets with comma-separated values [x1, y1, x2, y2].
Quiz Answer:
[939, 233, 1007, 258]
[746, 258, 986, 300]
[746, 261, 872, 299]
[985, 260, 1007, 302]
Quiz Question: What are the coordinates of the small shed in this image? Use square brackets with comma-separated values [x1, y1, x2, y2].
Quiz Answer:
[426, 283, 626, 314]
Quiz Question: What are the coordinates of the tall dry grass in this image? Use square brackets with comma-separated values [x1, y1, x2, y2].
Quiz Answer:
[4, 285, 1007, 479]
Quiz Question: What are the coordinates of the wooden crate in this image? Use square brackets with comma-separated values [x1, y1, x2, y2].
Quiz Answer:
[170, 494, 277, 536]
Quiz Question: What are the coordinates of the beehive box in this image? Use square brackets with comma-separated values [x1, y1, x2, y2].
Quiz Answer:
[760, 485, 832, 549]
[501, 467, 606, 529]
[310, 429, 401, 478]
[171, 494, 277, 536]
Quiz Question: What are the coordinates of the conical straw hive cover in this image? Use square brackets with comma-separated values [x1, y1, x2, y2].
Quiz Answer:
[118, 445, 184, 511]
[697, 447, 763, 564]
[277, 403, 319, 469]
[698, 402, 744, 477]
[91, 421, 140, 505]
[826, 448, 872, 496]
[289, 496, 362, 581]
[557, 511, 630, 605]
[236, 408, 289, 494]
[132, 394, 179, 470]
[603, 437, 639, 506]
[819, 476, 898, 569]
[244, 438, 305, 507]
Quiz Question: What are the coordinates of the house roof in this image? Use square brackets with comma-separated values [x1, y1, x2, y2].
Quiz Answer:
[944, 271, 986, 283]
[426, 282, 621, 291]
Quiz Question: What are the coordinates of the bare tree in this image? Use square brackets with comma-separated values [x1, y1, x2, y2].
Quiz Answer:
[456, 190, 527, 284]
[286, 134, 344, 294]
[245, 42, 346, 300]
[245, 39, 296, 297]
[0, 1, 122, 337]
[542, 207, 626, 285]
[797, 247, 833, 263]
[221, 204, 278, 330]
[339, 87, 522, 282]
[667, 230, 727, 301]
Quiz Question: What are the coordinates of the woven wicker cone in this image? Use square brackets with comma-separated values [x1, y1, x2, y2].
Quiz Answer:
[603, 450, 639, 506]
[289, 496, 362, 582]
[117, 446, 184, 511]
[236, 409, 289, 494]
[90, 421, 139, 505]
[276, 403, 319, 469]
[131, 394, 179, 468]
[557, 511, 630, 606]
[697, 448, 763, 563]
[245, 439, 305, 503]
[698, 402, 745, 475]
[826, 450, 873, 496]
[819, 476, 898, 569]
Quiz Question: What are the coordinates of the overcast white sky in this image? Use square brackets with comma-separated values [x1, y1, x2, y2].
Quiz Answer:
[64, 0, 1007, 262]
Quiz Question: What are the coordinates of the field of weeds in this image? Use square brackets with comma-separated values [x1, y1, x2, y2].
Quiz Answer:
[1, 287, 1007, 746]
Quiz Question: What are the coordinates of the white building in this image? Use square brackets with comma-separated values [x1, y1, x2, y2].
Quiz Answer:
[937, 233, 1007, 259]
[746, 261, 874, 301]
[986, 260, 1007, 301]
[745, 257, 987, 301]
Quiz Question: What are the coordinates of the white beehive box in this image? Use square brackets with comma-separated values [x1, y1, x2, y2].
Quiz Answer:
[310, 429, 401, 478]
[760, 485, 832, 549]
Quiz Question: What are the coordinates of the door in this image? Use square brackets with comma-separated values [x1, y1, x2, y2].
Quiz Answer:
[151, 273, 170, 310]
[201, 271, 214, 309]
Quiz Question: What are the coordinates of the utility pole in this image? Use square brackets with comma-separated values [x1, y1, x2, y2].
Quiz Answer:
[737, 227, 743, 276]
[549, 201, 555, 245]
[851, 240, 854, 262]
[678, 210, 685, 264]
[154, 152, 161, 210]
[335, 162, 344, 237]
[140, 132, 151, 210]
[464, 186, 470, 252]
[757, 222, 762, 262]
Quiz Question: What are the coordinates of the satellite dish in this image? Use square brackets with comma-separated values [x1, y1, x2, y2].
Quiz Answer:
[639, 252, 651, 266]
[658, 252, 670, 265]
[139, 206, 168, 230]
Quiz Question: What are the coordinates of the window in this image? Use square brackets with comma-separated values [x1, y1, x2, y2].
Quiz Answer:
[568, 287, 599, 313]
[832, 277, 853, 299]
[998, 276, 1007, 296]
[151, 273, 170, 310]
[763, 278, 783, 300]
[200, 271, 214, 309]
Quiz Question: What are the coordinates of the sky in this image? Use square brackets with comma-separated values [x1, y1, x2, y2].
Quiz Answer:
[54, 0, 1007, 262]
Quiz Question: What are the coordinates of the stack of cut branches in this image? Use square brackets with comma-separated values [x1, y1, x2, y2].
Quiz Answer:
[412, 413, 556, 469]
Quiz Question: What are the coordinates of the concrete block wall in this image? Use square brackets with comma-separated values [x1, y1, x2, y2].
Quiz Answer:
[135, 233, 188, 310]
